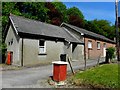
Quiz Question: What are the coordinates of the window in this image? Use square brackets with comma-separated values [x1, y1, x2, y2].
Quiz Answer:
[11, 38, 13, 45]
[97, 42, 101, 49]
[39, 40, 46, 54]
[8, 41, 11, 46]
[103, 43, 106, 48]
[88, 41, 92, 49]
[8, 38, 13, 46]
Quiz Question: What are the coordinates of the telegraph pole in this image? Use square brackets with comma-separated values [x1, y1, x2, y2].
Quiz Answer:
[115, 0, 120, 61]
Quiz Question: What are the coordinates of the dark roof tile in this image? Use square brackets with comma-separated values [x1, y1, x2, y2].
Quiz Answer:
[9, 14, 83, 44]
[61, 22, 115, 43]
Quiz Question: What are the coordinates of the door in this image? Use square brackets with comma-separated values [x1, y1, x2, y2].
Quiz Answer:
[103, 43, 106, 57]
[10, 52, 13, 64]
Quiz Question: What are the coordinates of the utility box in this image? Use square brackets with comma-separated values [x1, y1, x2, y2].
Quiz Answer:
[52, 61, 68, 82]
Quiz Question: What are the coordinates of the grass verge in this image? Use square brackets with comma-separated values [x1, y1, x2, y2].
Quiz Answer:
[71, 63, 119, 88]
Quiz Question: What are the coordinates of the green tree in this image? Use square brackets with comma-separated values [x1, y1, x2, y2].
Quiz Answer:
[2, 2, 21, 32]
[52, 2, 68, 23]
[16, 2, 49, 22]
[67, 7, 85, 28]
[91, 19, 115, 39]
[84, 20, 100, 34]
[84, 19, 115, 40]
[67, 7, 84, 19]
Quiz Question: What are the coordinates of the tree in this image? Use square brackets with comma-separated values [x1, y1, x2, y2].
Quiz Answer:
[67, 7, 84, 19]
[91, 19, 115, 39]
[45, 2, 62, 25]
[16, 2, 49, 22]
[67, 7, 85, 28]
[2, 2, 21, 32]
[84, 20, 100, 34]
[52, 2, 68, 23]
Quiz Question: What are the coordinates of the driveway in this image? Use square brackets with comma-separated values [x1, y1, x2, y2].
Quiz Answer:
[2, 58, 105, 88]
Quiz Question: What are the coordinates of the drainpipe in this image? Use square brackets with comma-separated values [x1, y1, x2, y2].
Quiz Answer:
[21, 38, 23, 66]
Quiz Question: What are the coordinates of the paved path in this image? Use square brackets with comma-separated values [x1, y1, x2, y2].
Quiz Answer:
[1, 58, 105, 88]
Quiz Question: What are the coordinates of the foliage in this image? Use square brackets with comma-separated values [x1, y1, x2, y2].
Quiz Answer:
[66, 7, 85, 28]
[52, 2, 68, 23]
[106, 47, 116, 60]
[84, 19, 116, 40]
[45, 2, 62, 25]
[0, 16, 2, 44]
[0, 43, 7, 63]
[91, 19, 115, 39]
[16, 2, 49, 22]
[2, 2, 22, 27]
[72, 64, 119, 88]
[67, 7, 84, 19]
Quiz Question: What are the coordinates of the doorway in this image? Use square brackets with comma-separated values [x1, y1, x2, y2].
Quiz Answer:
[103, 43, 106, 57]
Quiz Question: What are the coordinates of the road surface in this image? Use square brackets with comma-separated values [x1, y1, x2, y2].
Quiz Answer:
[2, 58, 105, 88]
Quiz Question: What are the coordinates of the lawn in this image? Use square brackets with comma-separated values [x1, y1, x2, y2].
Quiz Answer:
[71, 63, 119, 88]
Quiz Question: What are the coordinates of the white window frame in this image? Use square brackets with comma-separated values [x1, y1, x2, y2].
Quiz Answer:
[88, 40, 92, 49]
[39, 40, 46, 54]
[97, 42, 101, 49]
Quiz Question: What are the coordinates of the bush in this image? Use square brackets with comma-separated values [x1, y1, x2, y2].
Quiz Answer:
[0, 43, 7, 63]
[106, 47, 115, 61]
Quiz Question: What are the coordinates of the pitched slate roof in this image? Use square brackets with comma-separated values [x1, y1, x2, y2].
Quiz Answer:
[8, 14, 83, 44]
[61, 22, 115, 43]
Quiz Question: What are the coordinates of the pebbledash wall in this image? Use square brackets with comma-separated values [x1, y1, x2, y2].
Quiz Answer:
[84, 37, 115, 59]
[23, 39, 84, 66]
[23, 39, 64, 66]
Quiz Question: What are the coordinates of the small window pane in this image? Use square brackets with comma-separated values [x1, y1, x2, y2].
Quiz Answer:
[88, 41, 92, 48]
[39, 47, 45, 53]
[39, 40, 44, 46]
[97, 42, 100, 49]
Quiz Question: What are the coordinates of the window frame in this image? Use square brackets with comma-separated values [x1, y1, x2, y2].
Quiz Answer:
[39, 40, 46, 54]
[88, 40, 92, 49]
[97, 42, 101, 50]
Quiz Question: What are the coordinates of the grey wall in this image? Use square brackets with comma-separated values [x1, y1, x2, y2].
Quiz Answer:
[5, 25, 21, 66]
[62, 26, 84, 62]
[23, 38, 65, 66]
[72, 44, 84, 61]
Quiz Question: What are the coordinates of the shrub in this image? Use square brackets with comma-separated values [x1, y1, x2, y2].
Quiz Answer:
[0, 43, 7, 63]
[106, 47, 115, 60]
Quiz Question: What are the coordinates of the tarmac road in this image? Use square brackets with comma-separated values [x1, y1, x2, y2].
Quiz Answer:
[2, 58, 105, 88]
